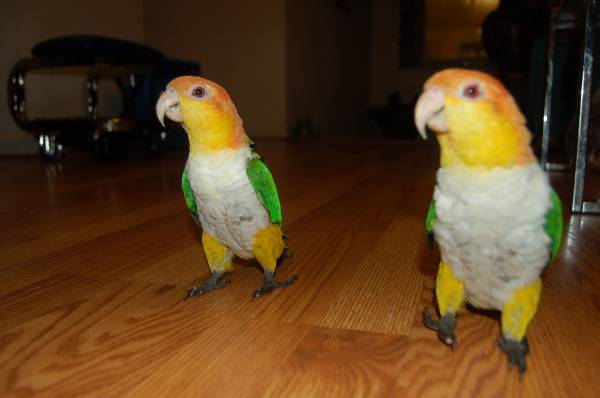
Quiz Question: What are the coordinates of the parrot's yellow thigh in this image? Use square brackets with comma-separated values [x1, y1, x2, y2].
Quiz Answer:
[252, 224, 285, 273]
[501, 279, 542, 341]
[202, 232, 233, 273]
[436, 262, 465, 315]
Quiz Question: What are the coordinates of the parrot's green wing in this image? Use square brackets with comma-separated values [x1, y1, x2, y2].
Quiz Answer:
[181, 169, 198, 218]
[425, 199, 436, 247]
[246, 155, 282, 225]
[544, 189, 563, 263]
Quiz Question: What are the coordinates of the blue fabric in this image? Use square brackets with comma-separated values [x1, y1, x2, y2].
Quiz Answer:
[32, 35, 165, 64]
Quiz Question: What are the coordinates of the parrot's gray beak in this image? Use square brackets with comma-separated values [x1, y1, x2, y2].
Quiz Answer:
[414, 86, 447, 139]
[156, 88, 183, 127]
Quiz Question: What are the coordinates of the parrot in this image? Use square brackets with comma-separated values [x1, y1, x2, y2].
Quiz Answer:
[414, 69, 563, 375]
[155, 76, 296, 299]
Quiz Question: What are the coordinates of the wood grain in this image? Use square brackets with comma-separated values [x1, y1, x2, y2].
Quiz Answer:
[1, 139, 599, 397]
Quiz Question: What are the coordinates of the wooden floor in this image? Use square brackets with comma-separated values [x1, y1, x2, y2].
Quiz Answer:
[1, 139, 599, 397]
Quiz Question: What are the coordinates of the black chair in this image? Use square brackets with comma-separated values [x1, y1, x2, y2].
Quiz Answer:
[8, 35, 199, 160]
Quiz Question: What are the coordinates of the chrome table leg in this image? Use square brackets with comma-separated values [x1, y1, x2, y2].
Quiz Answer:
[572, 0, 600, 214]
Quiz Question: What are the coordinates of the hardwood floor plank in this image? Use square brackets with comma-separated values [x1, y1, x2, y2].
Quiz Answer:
[264, 326, 408, 398]
[544, 214, 600, 294]
[0, 279, 211, 397]
[7, 212, 193, 281]
[0, 273, 133, 331]
[316, 212, 427, 335]
[0, 200, 184, 269]
[123, 320, 310, 398]
[0, 268, 50, 296]
[314, 167, 434, 335]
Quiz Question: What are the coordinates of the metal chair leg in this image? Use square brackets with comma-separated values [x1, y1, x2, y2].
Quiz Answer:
[541, 9, 557, 170]
[573, 0, 600, 214]
[37, 133, 63, 161]
[541, 9, 570, 172]
[86, 77, 98, 119]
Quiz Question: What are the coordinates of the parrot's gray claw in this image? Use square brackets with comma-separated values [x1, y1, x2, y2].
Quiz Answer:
[253, 273, 297, 299]
[185, 274, 231, 299]
[422, 307, 457, 349]
[498, 336, 529, 377]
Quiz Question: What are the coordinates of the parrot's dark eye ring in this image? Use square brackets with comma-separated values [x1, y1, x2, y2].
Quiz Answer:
[463, 84, 481, 99]
[191, 86, 206, 98]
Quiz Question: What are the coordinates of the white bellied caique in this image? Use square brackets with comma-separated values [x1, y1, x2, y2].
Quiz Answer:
[156, 76, 296, 299]
[414, 69, 563, 375]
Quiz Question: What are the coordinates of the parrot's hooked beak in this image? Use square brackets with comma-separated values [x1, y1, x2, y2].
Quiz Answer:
[414, 86, 448, 139]
[156, 88, 183, 126]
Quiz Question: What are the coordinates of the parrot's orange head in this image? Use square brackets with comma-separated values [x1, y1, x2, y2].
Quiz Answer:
[156, 76, 247, 154]
[414, 68, 535, 169]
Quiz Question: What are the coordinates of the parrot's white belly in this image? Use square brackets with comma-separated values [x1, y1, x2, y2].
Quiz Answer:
[433, 163, 552, 310]
[185, 147, 270, 259]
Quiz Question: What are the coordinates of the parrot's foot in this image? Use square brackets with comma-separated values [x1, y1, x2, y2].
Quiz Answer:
[422, 307, 457, 349]
[498, 336, 529, 376]
[186, 272, 230, 299]
[253, 271, 297, 299]
[282, 247, 294, 259]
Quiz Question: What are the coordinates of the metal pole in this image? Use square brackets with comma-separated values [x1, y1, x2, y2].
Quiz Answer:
[541, 9, 557, 170]
[86, 77, 98, 120]
[572, 0, 597, 212]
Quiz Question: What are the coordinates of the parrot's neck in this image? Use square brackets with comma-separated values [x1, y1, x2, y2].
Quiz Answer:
[437, 131, 535, 170]
[182, 102, 247, 154]
[185, 123, 247, 154]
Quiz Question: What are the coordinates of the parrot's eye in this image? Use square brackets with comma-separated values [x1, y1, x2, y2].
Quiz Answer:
[463, 84, 481, 99]
[191, 86, 206, 98]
